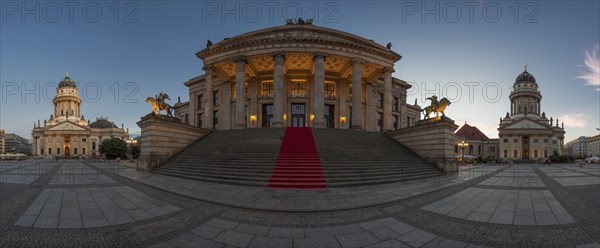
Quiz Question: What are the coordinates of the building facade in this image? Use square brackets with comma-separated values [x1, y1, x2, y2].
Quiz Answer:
[31, 74, 128, 157]
[564, 136, 588, 157]
[588, 134, 600, 157]
[564, 135, 600, 157]
[173, 22, 420, 132]
[0, 129, 4, 154]
[498, 67, 565, 160]
[4, 133, 31, 154]
[455, 122, 498, 159]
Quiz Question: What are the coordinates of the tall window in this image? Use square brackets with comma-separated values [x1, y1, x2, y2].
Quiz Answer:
[57, 148, 61, 155]
[83, 148, 86, 155]
[504, 150, 508, 158]
[325, 82, 335, 99]
[291, 81, 306, 98]
[197, 94, 203, 109]
[392, 97, 399, 112]
[514, 150, 518, 158]
[262, 82, 274, 98]
[534, 150, 538, 158]
[213, 111, 218, 129]
[213, 91, 219, 106]
[92, 142, 96, 150]
[544, 150, 548, 157]
[377, 113, 383, 132]
[377, 94, 383, 108]
[198, 113, 203, 127]
[74, 148, 78, 155]
[393, 116, 399, 130]
[48, 148, 52, 155]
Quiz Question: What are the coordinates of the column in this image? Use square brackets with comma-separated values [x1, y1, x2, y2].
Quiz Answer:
[203, 65, 214, 129]
[351, 59, 363, 129]
[188, 91, 196, 126]
[313, 54, 325, 127]
[382, 67, 393, 132]
[235, 58, 247, 129]
[272, 53, 285, 127]
[248, 78, 258, 128]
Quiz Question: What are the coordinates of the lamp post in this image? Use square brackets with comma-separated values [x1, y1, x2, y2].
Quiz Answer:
[126, 138, 137, 162]
[458, 139, 469, 164]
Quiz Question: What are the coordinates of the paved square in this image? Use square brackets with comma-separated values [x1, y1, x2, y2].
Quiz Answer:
[15, 186, 181, 228]
[421, 188, 575, 225]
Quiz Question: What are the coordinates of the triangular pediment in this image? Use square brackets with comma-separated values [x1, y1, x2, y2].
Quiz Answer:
[48, 121, 88, 131]
[502, 118, 551, 130]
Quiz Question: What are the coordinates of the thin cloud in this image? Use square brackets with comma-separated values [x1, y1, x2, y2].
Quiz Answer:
[559, 113, 591, 128]
[577, 45, 600, 91]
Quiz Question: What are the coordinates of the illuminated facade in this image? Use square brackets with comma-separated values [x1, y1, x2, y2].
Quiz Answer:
[498, 68, 565, 160]
[31, 74, 128, 157]
[174, 22, 421, 132]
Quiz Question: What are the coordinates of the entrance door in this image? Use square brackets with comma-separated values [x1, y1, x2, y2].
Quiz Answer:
[291, 103, 305, 127]
[64, 136, 70, 157]
[522, 136, 530, 159]
[262, 104, 274, 127]
[325, 105, 334, 128]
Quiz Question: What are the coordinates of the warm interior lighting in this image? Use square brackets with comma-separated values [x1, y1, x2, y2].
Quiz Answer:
[250, 115, 256, 122]
[283, 114, 287, 121]
[340, 116, 346, 124]
[310, 114, 315, 121]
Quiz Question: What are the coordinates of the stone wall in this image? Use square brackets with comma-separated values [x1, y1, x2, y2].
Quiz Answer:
[136, 114, 211, 171]
[387, 117, 459, 173]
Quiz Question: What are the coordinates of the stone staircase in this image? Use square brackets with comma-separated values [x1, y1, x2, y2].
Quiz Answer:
[152, 128, 444, 188]
[152, 128, 284, 187]
[312, 128, 444, 187]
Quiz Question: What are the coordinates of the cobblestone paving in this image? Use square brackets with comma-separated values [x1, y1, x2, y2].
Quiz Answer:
[0, 160, 599, 247]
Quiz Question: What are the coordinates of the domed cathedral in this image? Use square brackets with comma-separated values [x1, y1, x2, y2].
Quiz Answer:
[31, 73, 128, 158]
[498, 67, 565, 160]
[173, 22, 422, 132]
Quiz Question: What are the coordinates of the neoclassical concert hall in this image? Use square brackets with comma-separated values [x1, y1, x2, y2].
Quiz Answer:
[174, 21, 421, 132]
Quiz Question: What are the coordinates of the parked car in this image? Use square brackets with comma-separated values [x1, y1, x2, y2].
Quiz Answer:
[585, 156, 600, 163]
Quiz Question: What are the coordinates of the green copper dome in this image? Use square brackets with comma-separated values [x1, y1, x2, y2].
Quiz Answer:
[58, 72, 77, 88]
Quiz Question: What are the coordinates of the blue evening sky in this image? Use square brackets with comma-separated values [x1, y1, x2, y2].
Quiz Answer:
[1, 1, 599, 142]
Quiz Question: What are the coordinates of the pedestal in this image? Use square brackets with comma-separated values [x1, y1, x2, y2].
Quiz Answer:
[386, 116, 459, 173]
[136, 114, 211, 171]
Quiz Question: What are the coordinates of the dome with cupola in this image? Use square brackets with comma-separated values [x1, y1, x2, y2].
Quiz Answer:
[58, 72, 77, 88]
[515, 66, 536, 84]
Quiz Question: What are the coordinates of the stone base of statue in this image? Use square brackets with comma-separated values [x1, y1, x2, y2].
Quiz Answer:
[136, 113, 211, 171]
[386, 116, 459, 174]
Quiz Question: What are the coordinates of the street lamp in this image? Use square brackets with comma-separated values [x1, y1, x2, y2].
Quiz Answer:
[458, 139, 469, 163]
[126, 138, 137, 161]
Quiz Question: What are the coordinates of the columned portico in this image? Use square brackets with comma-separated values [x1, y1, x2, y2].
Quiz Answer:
[203, 65, 214, 130]
[176, 23, 414, 132]
[351, 59, 363, 130]
[312, 54, 326, 128]
[382, 67, 393, 132]
[235, 58, 247, 129]
[272, 53, 285, 127]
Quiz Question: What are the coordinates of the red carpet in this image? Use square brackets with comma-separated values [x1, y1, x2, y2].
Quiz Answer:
[269, 127, 327, 189]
